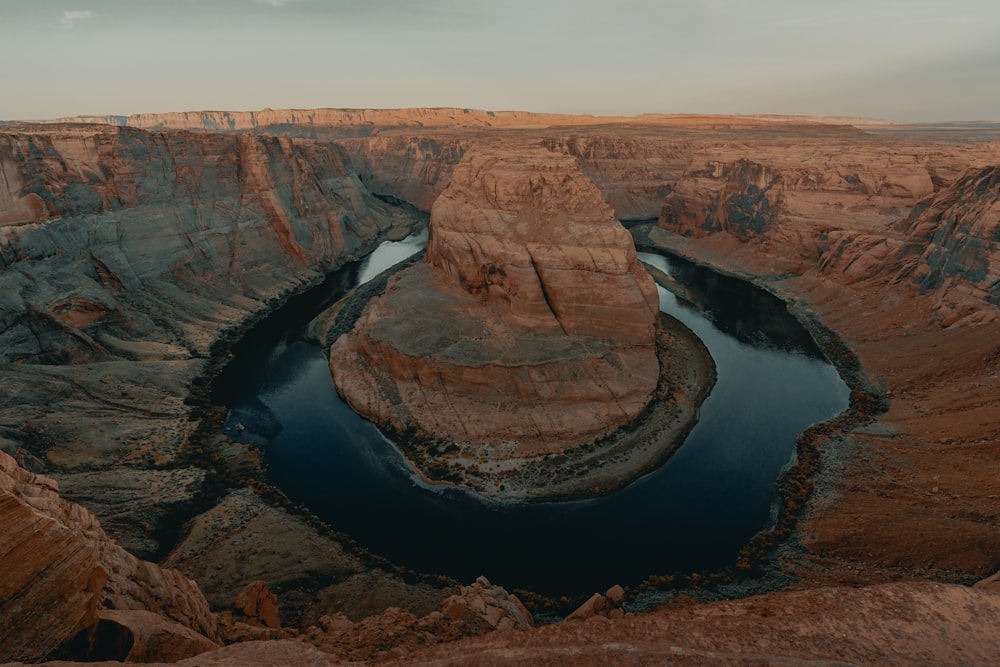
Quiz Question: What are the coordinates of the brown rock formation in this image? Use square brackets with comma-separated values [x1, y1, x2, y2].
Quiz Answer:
[0, 451, 107, 661]
[234, 581, 281, 629]
[83, 609, 219, 663]
[564, 584, 626, 622]
[427, 149, 659, 344]
[304, 576, 533, 662]
[376, 582, 1000, 667]
[0, 449, 216, 663]
[4, 108, 1000, 664]
[331, 148, 660, 463]
[893, 165, 1000, 326]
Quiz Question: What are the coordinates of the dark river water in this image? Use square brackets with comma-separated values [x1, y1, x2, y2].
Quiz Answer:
[213, 234, 849, 598]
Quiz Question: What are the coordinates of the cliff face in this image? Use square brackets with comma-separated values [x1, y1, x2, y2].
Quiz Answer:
[344, 134, 467, 211]
[426, 149, 659, 344]
[0, 450, 216, 663]
[0, 125, 414, 364]
[53, 107, 660, 135]
[330, 149, 660, 468]
[661, 158, 784, 240]
[893, 166, 1000, 325]
[0, 124, 419, 566]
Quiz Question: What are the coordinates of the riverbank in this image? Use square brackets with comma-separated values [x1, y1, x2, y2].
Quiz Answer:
[629, 225, 879, 587]
[315, 256, 716, 502]
[629, 221, 1000, 596]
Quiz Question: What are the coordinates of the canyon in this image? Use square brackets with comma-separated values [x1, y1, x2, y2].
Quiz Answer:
[327, 147, 714, 498]
[1, 108, 999, 664]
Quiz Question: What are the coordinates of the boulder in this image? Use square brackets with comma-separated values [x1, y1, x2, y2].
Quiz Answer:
[234, 580, 281, 629]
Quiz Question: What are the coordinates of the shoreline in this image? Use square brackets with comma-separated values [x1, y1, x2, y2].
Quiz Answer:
[188, 221, 878, 612]
[315, 253, 718, 504]
[358, 311, 717, 503]
[628, 223, 887, 594]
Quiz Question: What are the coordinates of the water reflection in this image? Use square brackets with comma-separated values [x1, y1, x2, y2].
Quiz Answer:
[639, 252, 822, 357]
[214, 236, 850, 597]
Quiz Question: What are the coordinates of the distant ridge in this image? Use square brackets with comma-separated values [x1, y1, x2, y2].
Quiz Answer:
[19, 107, 858, 133]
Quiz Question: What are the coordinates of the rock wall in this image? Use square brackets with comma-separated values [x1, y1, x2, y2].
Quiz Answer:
[892, 165, 1000, 325]
[0, 125, 413, 364]
[426, 149, 659, 345]
[0, 450, 216, 663]
[0, 124, 418, 560]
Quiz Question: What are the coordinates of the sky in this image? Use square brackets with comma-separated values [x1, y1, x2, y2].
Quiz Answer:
[2, 0, 998, 122]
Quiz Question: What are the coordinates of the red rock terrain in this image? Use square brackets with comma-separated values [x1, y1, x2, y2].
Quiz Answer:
[2, 109, 999, 664]
[331, 148, 661, 459]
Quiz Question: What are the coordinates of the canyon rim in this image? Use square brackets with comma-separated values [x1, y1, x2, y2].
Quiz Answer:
[0, 108, 999, 665]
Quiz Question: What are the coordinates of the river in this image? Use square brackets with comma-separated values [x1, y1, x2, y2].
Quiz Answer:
[213, 232, 849, 598]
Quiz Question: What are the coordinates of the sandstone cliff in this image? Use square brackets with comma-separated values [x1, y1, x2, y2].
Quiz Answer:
[0, 124, 429, 618]
[3, 110, 1000, 665]
[426, 149, 659, 344]
[893, 165, 1000, 326]
[330, 149, 660, 465]
[0, 450, 216, 663]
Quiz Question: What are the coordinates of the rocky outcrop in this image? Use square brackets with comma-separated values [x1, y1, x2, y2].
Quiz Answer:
[426, 149, 659, 344]
[234, 581, 281, 629]
[564, 584, 626, 622]
[0, 449, 216, 663]
[304, 576, 533, 662]
[892, 165, 1000, 326]
[375, 582, 1000, 667]
[330, 149, 660, 465]
[661, 159, 783, 240]
[81, 610, 219, 663]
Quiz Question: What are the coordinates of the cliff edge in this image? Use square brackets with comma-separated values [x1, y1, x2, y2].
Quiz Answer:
[329, 149, 713, 498]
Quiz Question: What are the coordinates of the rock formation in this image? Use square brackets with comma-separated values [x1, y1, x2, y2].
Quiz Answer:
[0, 123, 436, 624]
[893, 165, 1000, 326]
[331, 148, 660, 462]
[0, 449, 216, 663]
[304, 576, 534, 662]
[3, 109, 1000, 665]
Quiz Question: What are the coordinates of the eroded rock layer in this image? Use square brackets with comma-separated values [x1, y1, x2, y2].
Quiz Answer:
[331, 149, 660, 456]
[0, 450, 216, 663]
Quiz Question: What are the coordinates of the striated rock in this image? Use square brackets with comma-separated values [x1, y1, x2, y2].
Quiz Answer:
[426, 149, 659, 344]
[331, 149, 660, 463]
[0, 451, 108, 662]
[892, 165, 1000, 326]
[0, 449, 216, 663]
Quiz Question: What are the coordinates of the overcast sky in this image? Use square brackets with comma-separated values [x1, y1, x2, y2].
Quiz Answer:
[2, 0, 998, 121]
